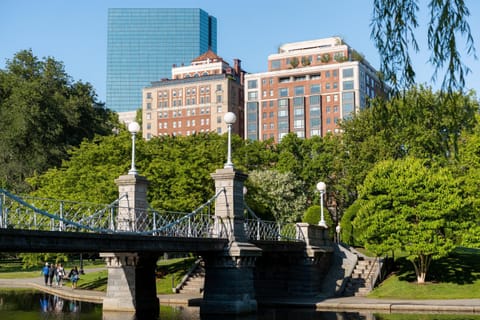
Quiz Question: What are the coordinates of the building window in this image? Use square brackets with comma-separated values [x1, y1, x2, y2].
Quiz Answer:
[278, 121, 288, 130]
[325, 71, 331, 78]
[310, 95, 321, 105]
[310, 84, 321, 94]
[294, 120, 304, 129]
[294, 86, 304, 96]
[217, 95, 222, 103]
[248, 91, 258, 100]
[271, 60, 281, 70]
[343, 80, 354, 90]
[278, 110, 288, 117]
[248, 80, 258, 89]
[310, 106, 320, 117]
[326, 83, 331, 90]
[146, 92, 152, 99]
[216, 84, 222, 91]
[294, 108, 304, 116]
[343, 68, 354, 78]
[146, 103, 151, 110]
[293, 97, 304, 107]
[278, 98, 289, 107]
[279, 88, 289, 97]
[146, 113, 151, 120]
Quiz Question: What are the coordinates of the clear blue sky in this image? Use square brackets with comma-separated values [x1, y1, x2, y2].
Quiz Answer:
[1, 0, 479, 103]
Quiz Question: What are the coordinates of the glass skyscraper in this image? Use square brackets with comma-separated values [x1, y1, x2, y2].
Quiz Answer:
[107, 8, 217, 113]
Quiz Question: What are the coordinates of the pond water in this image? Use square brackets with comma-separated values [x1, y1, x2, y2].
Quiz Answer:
[1, 290, 480, 320]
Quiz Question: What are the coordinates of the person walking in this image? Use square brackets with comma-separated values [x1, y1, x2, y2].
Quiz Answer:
[56, 263, 65, 287]
[68, 266, 79, 289]
[48, 263, 56, 286]
[42, 263, 50, 286]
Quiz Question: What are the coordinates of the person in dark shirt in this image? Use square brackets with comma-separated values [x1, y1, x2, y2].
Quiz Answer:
[68, 266, 79, 289]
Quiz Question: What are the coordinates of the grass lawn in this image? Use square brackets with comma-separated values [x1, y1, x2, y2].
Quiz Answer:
[75, 256, 196, 294]
[0, 256, 196, 294]
[369, 247, 480, 299]
[0, 259, 105, 279]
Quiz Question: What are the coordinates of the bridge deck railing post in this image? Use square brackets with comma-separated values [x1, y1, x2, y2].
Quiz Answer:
[59, 201, 64, 232]
[0, 193, 3, 228]
[109, 207, 115, 231]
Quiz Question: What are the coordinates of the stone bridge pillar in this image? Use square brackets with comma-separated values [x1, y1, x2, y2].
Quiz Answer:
[100, 252, 159, 318]
[100, 174, 158, 317]
[201, 167, 261, 315]
[114, 174, 149, 232]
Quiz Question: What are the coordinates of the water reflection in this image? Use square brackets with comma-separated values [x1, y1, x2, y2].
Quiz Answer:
[2, 291, 480, 320]
[0, 290, 100, 319]
[39, 293, 80, 313]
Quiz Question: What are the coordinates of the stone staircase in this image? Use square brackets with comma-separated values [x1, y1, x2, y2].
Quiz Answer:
[175, 259, 205, 294]
[343, 256, 380, 297]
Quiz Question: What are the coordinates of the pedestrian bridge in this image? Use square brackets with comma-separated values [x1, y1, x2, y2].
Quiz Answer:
[0, 167, 334, 317]
[0, 187, 302, 244]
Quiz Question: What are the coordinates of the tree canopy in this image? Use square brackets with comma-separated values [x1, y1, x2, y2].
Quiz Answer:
[340, 86, 479, 199]
[353, 157, 467, 283]
[0, 50, 118, 193]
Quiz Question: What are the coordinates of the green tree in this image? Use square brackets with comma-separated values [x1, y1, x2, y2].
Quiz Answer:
[353, 157, 466, 283]
[245, 169, 307, 223]
[340, 86, 478, 199]
[28, 131, 133, 203]
[289, 57, 299, 68]
[0, 50, 117, 193]
[453, 114, 480, 247]
[372, 0, 476, 92]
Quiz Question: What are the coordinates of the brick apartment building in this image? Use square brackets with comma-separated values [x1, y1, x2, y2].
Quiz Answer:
[244, 37, 384, 142]
[142, 50, 245, 140]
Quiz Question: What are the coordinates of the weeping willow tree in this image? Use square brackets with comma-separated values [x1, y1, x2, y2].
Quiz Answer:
[371, 0, 476, 93]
